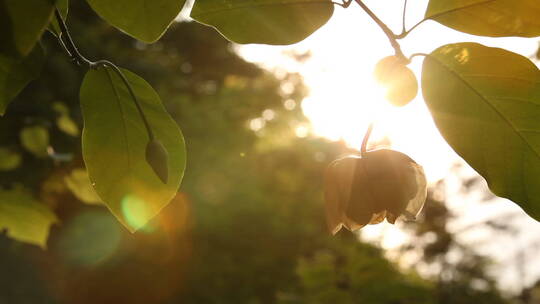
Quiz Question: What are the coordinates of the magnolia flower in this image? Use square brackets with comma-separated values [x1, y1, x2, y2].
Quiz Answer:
[324, 149, 427, 234]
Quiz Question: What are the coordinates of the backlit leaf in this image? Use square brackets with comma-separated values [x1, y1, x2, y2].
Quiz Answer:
[80, 67, 186, 231]
[0, 187, 58, 248]
[64, 169, 102, 204]
[425, 0, 540, 37]
[85, 0, 186, 43]
[53, 102, 79, 136]
[0, 47, 45, 115]
[20, 125, 49, 157]
[191, 0, 334, 45]
[422, 42, 540, 219]
[0, 0, 56, 56]
[0, 148, 21, 171]
[57, 115, 79, 136]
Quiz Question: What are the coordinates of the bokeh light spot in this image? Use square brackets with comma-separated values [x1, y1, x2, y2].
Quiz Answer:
[121, 194, 156, 233]
[57, 210, 122, 266]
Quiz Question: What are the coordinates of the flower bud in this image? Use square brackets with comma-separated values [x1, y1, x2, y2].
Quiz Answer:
[145, 139, 169, 184]
[374, 56, 418, 107]
[324, 149, 426, 234]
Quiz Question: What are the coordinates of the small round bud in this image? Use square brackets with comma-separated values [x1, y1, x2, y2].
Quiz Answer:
[145, 139, 169, 184]
[324, 149, 426, 234]
[374, 56, 418, 107]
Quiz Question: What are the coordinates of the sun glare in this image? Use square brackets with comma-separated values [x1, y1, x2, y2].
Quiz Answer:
[236, 0, 540, 263]
[238, 0, 538, 184]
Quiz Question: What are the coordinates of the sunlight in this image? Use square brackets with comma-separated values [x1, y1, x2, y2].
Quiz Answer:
[121, 194, 156, 233]
[237, 0, 539, 258]
[57, 210, 122, 266]
[238, 1, 538, 185]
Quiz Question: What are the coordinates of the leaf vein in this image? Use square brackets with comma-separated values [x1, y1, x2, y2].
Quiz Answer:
[104, 68, 132, 171]
[464, 74, 540, 85]
[427, 55, 540, 159]
[487, 97, 540, 107]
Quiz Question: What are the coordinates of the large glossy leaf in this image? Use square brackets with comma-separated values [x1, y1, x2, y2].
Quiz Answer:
[0, 0, 56, 56]
[191, 0, 334, 45]
[425, 0, 540, 37]
[80, 67, 186, 232]
[0, 187, 58, 248]
[85, 0, 186, 43]
[0, 47, 44, 115]
[422, 42, 540, 219]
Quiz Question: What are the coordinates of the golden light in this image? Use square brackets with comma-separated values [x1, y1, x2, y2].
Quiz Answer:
[121, 194, 157, 233]
[237, 0, 538, 250]
[238, 1, 537, 185]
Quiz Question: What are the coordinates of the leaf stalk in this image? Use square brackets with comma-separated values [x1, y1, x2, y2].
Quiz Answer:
[53, 8, 154, 140]
[361, 123, 374, 157]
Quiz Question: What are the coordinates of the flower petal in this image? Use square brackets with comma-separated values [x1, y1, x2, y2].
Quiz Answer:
[369, 210, 387, 224]
[324, 156, 358, 234]
[363, 149, 414, 216]
[346, 157, 381, 227]
[401, 162, 427, 221]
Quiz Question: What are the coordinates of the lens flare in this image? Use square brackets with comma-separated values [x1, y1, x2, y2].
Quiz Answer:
[57, 210, 122, 266]
[121, 194, 156, 232]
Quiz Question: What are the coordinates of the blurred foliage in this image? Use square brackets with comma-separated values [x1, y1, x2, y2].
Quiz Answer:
[0, 2, 516, 303]
[288, 239, 434, 304]
[401, 184, 509, 304]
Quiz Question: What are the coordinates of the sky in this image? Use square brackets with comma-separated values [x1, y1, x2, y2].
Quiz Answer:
[234, 0, 540, 293]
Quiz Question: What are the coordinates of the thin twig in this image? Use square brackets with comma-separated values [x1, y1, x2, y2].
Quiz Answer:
[396, 18, 428, 39]
[54, 9, 93, 67]
[333, 0, 352, 8]
[354, 0, 407, 62]
[408, 52, 428, 62]
[401, 0, 408, 35]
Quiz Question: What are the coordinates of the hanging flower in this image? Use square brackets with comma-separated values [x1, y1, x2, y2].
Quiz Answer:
[324, 149, 427, 234]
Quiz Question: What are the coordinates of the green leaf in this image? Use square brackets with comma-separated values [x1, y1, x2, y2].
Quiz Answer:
[85, 0, 186, 43]
[20, 125, 49, 157]
[80, 67, 186, 232]
[0, 147, 21, 171]
[425, 0, 540, 37]
[0, 187, 58, 248]
[48, 0, 68, 37]
[64, 169, 102, 204]
[53, 102, 79, 136]
[422, 42, 540, 219]
[0, 47, 45, 115]
[0, 0, 56, 56]
[57, 115, 79, 136]
[191, 0, 334, 45]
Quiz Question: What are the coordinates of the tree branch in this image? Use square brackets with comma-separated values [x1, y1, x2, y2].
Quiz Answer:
[354, 0, 407, 62]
